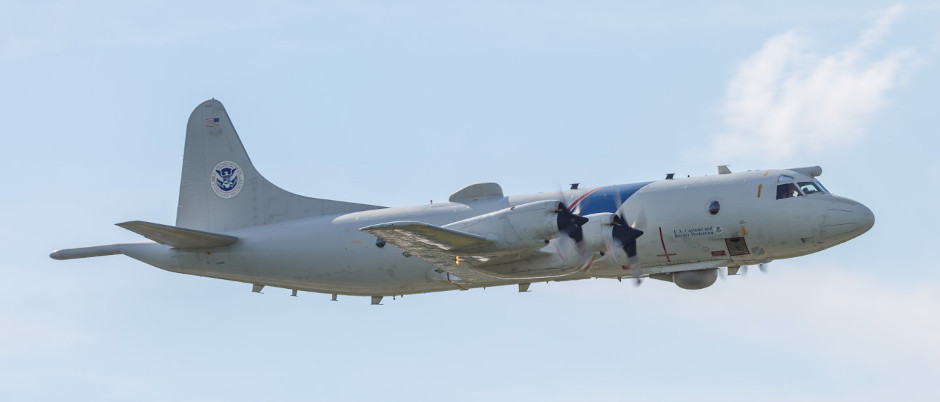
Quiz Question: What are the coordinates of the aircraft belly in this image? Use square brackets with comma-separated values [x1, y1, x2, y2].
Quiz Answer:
[173, 245, 457, 295]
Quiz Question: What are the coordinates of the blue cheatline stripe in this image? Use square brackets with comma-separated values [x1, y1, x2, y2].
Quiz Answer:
[571, 181, 652, 215]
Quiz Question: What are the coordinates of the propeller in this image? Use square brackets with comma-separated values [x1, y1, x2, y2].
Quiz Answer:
[611, 190, 647, 285]
[551, 202, 595, 271]
[556, 202, 589, 242]
[611, 215, 643, 259]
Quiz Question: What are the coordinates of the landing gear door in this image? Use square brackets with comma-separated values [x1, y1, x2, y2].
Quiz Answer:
[725, 237, 750, 257]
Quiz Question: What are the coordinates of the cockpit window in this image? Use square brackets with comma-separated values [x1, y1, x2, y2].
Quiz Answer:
[776, 183, 801, 199]
[778, 175, 794, 182]
[798, 182, 823, 195]
[814, 179, 829, 194]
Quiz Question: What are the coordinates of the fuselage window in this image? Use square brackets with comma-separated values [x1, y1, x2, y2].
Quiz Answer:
[776, 183, 801, 199]
[798, 182, 823, 195]
[708, 200, 720, 215]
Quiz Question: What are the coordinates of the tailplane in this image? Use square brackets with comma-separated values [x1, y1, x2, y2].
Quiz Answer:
[177, 99, 383, 232]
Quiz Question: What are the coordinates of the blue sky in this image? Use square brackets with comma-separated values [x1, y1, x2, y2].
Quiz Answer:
[3, 1, 939, 401]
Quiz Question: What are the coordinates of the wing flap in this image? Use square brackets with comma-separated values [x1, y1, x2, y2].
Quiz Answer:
[361, 221, 498, 282]
[116, 220, 238, 249]
[361, 221, 489, 251]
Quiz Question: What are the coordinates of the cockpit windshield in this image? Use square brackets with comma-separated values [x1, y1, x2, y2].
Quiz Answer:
[799, 179, 830, 195]
[798, 182, 823, 195]
[776, 176, 830, 200]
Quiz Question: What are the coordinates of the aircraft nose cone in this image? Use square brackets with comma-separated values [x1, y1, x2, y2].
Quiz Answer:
[857, 203, 875, 233]
[822, 196, 875, 246]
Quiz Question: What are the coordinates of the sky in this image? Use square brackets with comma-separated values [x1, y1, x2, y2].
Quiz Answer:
[2, 1, 939, 401]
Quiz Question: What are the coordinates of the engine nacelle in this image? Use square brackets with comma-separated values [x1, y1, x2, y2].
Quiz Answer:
[672, 268, 719, 290]
[444, 200, 561, 256]
[580, 213, 618, 253]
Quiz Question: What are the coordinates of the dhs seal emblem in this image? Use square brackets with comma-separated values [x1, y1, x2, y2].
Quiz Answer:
[210, 161, 244, 198]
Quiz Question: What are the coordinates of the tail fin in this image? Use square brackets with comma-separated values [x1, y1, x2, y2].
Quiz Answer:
[176, 99, 383, 232]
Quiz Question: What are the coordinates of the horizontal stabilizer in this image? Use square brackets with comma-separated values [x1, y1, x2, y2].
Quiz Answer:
[361, 221, 489, 251]
[116, 220, 238, 249]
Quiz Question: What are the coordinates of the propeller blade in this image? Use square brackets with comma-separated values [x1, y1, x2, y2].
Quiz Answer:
[611, 215, 643, 258]
[556, 203, 589, 242]
[612, 201, 647, 283]
[738, 263, 769, 277]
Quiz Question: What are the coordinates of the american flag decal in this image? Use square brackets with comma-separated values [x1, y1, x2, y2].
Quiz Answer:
[205, 117, 220, 127]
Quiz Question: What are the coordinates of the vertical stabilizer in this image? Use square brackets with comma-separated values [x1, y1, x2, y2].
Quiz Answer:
[176, 99, 382, 232]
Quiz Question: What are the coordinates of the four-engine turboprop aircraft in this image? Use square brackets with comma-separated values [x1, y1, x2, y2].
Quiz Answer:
[51, 100, 875, 304]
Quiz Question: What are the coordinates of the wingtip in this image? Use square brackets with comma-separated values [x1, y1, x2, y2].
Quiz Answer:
[114, 221, 139, 229]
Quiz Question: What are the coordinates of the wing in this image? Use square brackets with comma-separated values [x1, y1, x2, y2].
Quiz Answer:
[361, 221, 501, 282]
[361, 220, 589, 284]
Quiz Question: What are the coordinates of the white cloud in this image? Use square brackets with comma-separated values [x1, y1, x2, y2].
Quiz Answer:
[710, 5, 917, 163]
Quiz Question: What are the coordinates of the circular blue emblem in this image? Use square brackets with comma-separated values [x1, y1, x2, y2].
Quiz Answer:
[210, 161, 244, 198]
